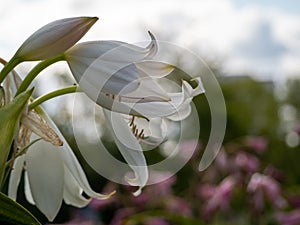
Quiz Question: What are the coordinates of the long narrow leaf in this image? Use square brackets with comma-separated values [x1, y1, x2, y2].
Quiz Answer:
[0, 88, 33, 186]
[0, 192, 41, 225]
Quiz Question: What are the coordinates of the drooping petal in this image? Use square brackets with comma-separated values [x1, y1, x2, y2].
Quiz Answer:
[35, 106, 114, 200]
[8, 155, 25, 200]
[25, 136, 64, 221]
[24, 172, 35, 205]
[63, 166, 91, 207]
[103, 109, 148, 196]
[14, 17, 98, 61]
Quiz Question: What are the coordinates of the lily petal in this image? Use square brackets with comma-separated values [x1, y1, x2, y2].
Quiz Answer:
[8, 155, 25, 200]
[63, 166, 91, 207]
[130, 77, 205, 119]
[25, 136, 64, 221]
[135, 60, 174, 78]
[103, 109, 148, 196]
[24, 172, 35, 205]
[36, 106, 114, 200]
[65, 32, 158, 98]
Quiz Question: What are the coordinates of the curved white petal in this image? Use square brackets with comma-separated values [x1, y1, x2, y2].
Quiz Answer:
[123, 77, 170, 102]
[167, 104, 192, 121]
[25, 138, 64, 222]
[24, 172, 35, 205]
[135, 61, 174, 78]
[8, 155, 25, 200]
[63, 166, 91, 207]
[65, 32, 158, 98]
[67, 57, 140, 95]
[103, 109, 148, 196]
[130, 77, 205, 119]
[37, 107, 114, 200]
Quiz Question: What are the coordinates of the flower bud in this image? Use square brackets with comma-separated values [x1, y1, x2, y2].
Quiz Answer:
[14, 17, 98, 61]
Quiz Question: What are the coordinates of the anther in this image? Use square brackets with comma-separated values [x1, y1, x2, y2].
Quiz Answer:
[129, 116, 135, 127]
[138, 129, 144, 139]
[134, 129, 139, 136]
[132, 124, 137, 133]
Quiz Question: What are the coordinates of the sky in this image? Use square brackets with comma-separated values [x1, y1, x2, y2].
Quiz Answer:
[0, 0, 300, 81]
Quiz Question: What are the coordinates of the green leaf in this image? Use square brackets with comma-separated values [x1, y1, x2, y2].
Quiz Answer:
[0, 86, 5, 107]
[0, 88, 33, 186]
[0, 192, 41, 225]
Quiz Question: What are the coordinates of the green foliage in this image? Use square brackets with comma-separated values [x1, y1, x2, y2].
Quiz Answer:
[0, 192, 41, 225]
[0, 88, 33, 186]
[220, 77, 279, 138]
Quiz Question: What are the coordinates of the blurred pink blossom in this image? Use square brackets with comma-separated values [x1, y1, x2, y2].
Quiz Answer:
[294, 124, 300, 135]
[247, 173, 287, 211]
[145, 217, 169, 225]
[204, 176, 236, 218]
[197, 184, 216, 199]
[235, 151, 259, 172]
[246, 136, 268, 153]
[165, 197, 192, 216]
[274, 209, 300, 225]
[215, 148, 229, 172]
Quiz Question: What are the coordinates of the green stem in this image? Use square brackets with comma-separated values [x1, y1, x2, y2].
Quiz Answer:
[5, 138, 41, 169]
[0, 57, 21, 84]
[15, 54, 65, 96]
[29, 85, 80, 110]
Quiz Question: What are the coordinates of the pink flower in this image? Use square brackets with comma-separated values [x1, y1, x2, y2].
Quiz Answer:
[247, 173, 287, 211]
[274, 209, 300, 225]
[235, 152, 259, 172]
[165, 197, 192, 216]
[204, 176, 236, 218]
[246, 136, 268, 154]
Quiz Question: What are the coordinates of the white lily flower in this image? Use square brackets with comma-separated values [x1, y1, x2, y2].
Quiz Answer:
[14, 17, 98, 61]
[8, 108, 114, 221]
[64, 32, 204, 195]
[64, 32, 174, 112]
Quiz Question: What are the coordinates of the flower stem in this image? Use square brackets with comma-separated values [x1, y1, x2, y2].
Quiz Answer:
[15, 54, 65, 96]
[0, 57, 21, 84]
[29, 85, 80, 110]
[5, 138, 41, 169]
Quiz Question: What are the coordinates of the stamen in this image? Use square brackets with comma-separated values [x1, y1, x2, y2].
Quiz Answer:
[138, 129, 144, 139]
[129, 116, 135, 126]
[128, 116, 146, 140]
[132, 124, 137, 133]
